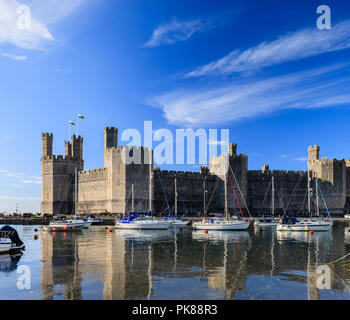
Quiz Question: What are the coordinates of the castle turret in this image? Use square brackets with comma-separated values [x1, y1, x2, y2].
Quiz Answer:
[71, 135, 83, 160]
[228, 143, 237, 157]
[104, 127, 118, 149]
[308, 145, 320, 161]
[65, 141, 72, 157]
[42, 133, 53, 158]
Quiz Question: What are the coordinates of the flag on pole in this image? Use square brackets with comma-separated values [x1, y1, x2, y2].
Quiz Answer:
[78, 114, 85, 119]
[69, 121, 76, 125]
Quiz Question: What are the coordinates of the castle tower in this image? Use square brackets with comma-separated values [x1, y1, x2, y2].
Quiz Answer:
[41, 133, 84, 215]
[228, 143, 237, 157]
[42, 133, 53, 157]
[105, 127, 118, 149]
[71, 135, 83, 160]
[65, 141, 72, 157]
[308, 145, 320, 161]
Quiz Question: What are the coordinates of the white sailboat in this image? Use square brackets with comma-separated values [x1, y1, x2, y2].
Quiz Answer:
[43, 167, 86, 232]
[254, 176, 279, 227]
[116, 163, 172, 230]
[277, 172, 333, 232]
[192, 153, 250, 231]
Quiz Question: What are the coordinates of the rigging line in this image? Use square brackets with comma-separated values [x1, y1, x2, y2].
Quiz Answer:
[204, 177, 219, 216]
[125, 163, 144, 213]
[259, 180, 272, 216]
[157, 170, 172, 216]
[285, 174, 302, 210]
[317, 180, 333, 221]
[228, 164, 252, 217]
[227, 173, 244, 217]
[80, 181, 90, 214]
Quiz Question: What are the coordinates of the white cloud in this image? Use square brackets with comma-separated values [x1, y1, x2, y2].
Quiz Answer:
[186, 20, 350, 77]
[150, 64, 350, 126]
[0, 195, 40, 201]
[294, 157, 308, 162]
[21, 179, 41, 184]
[0, 0, 89, 53]
[0, 0, 54, 50]
[143, 17, 205, 48]
[2, 53, 27, 60]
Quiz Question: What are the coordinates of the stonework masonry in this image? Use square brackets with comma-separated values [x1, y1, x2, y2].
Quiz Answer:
[41, 128, 350, 216]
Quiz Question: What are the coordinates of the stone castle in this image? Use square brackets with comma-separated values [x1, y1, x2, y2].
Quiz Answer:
[41, 127, 350, 217]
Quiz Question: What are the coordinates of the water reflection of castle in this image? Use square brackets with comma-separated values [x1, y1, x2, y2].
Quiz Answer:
[40, 229, 350, 300]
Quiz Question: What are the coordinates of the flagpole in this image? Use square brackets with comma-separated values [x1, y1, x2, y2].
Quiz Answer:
[77, 115, 79, 137]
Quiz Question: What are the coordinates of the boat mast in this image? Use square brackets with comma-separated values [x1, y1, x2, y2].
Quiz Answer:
[316, 178, 320, 217]
[131, 182, 135, 212]
[203, 177, 206, 217]
[307, 170, 311, 215]
[271, 175, 275, 217]
[224, 154, 228, 220]
[74, 167, 78, 217]
[174, 174, 178, 217]
[149, 150, 153, 213]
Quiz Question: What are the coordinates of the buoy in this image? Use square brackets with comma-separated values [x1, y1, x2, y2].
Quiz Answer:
[204, 230, 208, 234]
[34, 228, 38, 232]
[309, 230, 314, 235]
[105, 227, 108, 229]
[109, 229, 113, 232]
[34, 235, 39, 240]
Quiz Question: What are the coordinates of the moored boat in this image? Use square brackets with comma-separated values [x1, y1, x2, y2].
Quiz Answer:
[277, 174, 333, 232]
[115, 215, 172, 230]
[43, 219, 86, 232]
[0, 226, 25, 253]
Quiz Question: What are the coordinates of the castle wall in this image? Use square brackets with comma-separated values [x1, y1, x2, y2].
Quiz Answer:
[153, 169, 217, 215]
[76, 168, 108, 214]
[247, 169, 308, 215]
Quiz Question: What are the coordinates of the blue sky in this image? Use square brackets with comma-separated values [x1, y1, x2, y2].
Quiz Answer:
[1, 0, 350, 212]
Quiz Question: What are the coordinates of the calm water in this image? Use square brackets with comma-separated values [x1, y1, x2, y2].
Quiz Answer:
[1, 224, 350, 300]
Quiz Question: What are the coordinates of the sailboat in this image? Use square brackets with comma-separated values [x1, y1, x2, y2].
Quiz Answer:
[277, 172, 333, 232]
[192, 153, 250, 231]
[116, 161, 172, 230]
[166, 175, 190, 227]
[43, 167, 86, 232]
[254, 176, 279, 227]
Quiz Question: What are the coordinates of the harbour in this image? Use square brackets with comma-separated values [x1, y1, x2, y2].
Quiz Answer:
[1, 224, 350, 300]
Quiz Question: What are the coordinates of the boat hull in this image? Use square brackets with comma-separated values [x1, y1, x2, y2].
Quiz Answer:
[192, 221, 250, 231]
[171, 220, 190, 227]
[277, 222, 332, 232]
[254, 221, 278, 227]
[0, 240, 11, 253]
[115, 221, 172, 230]
[43, 223, 85, 232]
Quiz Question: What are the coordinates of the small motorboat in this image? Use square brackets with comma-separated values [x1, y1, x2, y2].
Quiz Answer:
[83, 215, 103, 226]
[43, 219, 85, 232]
[344, 214, 350, 219]
[0, 226, 25, 253]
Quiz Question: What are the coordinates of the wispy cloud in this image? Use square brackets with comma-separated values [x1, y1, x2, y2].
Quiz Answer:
[143, 17, 206, 48]
[150, 64, 350, 126]
[294, 157, 308, 162]
[0, 0, 88, 53]
[21, 179, 41, 184]
[0, 195, 40, 201]
[1, 53, 27, 60]
[185, 19, 350, 78]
